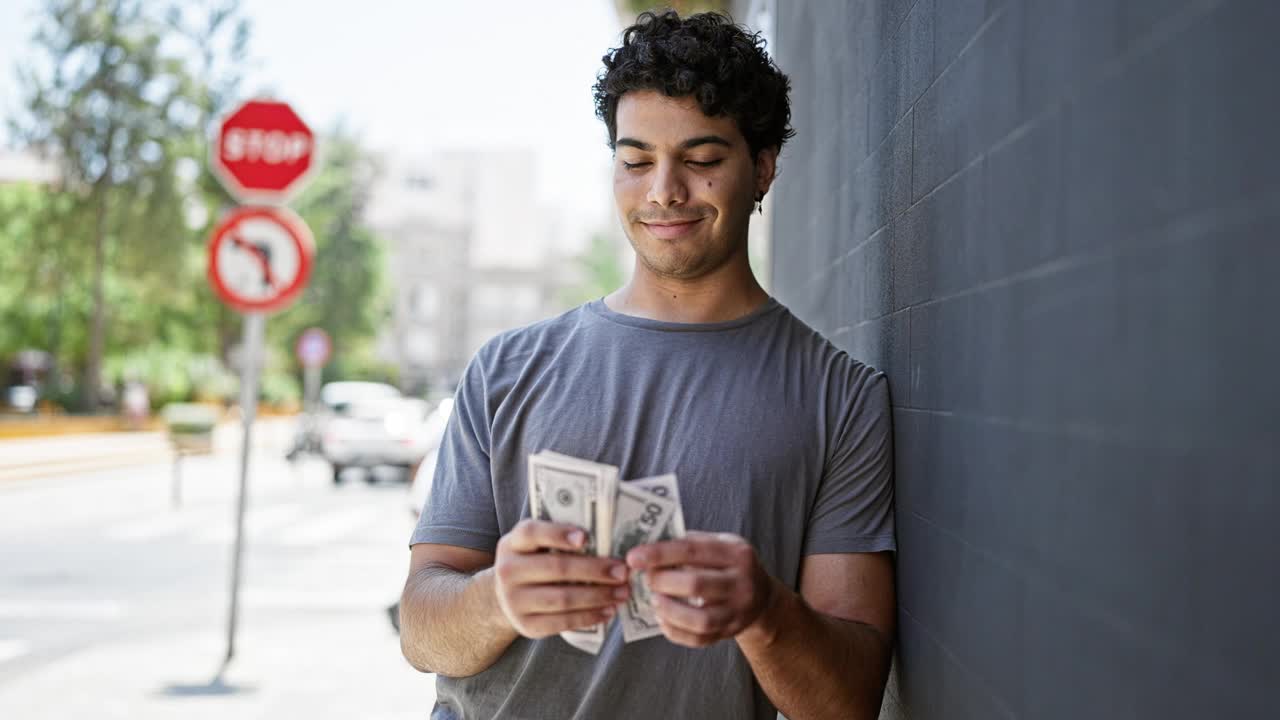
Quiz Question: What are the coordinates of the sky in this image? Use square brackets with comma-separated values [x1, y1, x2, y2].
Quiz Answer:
[0, 0, 625, 215]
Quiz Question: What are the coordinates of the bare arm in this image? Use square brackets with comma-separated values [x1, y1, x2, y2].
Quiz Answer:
[631, 539, 894, 720]
[400, 521, 631, 677]
[399, 543, 516, 677]
[736, 552, 895, 720]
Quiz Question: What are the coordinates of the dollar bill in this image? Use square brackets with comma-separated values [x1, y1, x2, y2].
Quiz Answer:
[532, 450, 618, 551]
[628, 473, 686, 539]
[610, 482, 678, 642]
[619, 474, 686, 641]
[526, 453, 687, 650]
[527, 451, 619, 654]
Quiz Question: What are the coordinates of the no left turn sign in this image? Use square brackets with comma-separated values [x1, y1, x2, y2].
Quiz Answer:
[207, 206, 314, 314]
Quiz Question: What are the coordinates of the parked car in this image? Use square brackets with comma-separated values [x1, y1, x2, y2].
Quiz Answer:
[390, 397, 454, 635]
[320, 381, 401, 414]
[408, 397, 453, 515]
[4, 385, 37, 413]
[321, 395, 432, 484]
[286, 380, 401, 462]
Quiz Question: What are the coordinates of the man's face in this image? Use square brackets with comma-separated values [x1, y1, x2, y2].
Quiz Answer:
[612, 90, 775, 280]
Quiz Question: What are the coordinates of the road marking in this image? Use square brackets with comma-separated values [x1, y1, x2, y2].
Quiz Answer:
[0, 600, 126, 621]
[0, 639, 30, 664]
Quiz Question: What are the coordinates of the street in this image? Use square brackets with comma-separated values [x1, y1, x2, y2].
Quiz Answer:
[0, 420, 433, 719]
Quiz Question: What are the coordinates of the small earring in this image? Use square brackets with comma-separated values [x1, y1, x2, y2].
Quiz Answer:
[755, 192, 765, 215]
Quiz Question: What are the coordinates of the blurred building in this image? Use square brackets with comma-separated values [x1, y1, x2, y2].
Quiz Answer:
[0, 148, 57, 185]
[368, 149, 581, 395]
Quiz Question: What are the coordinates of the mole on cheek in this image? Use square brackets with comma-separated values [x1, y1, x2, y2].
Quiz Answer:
[706, 182, 712, 188]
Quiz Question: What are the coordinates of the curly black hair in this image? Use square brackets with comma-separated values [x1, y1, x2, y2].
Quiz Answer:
[593, 10, 795, 159]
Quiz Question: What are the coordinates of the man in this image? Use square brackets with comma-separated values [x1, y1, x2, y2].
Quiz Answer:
[400, 11, 896, 720]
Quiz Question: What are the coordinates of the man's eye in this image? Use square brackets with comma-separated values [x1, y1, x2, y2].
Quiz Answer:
[687, 160, 723, 168]
[622, 161, 651, 170]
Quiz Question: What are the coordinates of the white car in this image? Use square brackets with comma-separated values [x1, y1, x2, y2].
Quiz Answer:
[321, 395, 432, 484]
[5, 385, 37, 413]
[320, 381, 400, 413]
[408, 398, 454, 517]
[290, 381, 400, 461]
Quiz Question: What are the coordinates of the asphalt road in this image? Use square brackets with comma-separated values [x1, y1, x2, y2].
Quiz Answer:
[0, 421, 435, 719]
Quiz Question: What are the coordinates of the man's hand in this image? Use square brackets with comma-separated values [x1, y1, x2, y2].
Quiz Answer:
[493, 519, 631, 639]
[625, 531, 778, 648]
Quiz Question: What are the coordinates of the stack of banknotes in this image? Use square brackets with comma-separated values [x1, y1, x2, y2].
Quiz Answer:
[527, 450, 686, 654]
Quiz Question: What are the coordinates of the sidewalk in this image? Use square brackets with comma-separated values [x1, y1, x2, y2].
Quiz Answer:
[0, 420, 435, 718]
[0, 431, 173, 483]
[0, 419, 295, 484]
[0, 612, 433, 719]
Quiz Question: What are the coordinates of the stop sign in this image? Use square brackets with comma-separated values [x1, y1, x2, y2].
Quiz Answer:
[212, 99, 315, 202]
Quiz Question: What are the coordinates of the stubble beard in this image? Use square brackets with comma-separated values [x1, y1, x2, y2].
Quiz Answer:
[626, 209, 756, 281]
[628, 230, 742, 281]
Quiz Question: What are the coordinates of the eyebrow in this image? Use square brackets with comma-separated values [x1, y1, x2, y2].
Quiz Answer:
[615, 135, 733, 151]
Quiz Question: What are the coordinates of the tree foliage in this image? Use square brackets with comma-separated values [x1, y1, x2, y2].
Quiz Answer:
[558, 232, 629, 309]
[1, 0, 391, 411]
[617, 0, 731, 20]
[270, 132, 392, 385]
[11, 0, 206, 409]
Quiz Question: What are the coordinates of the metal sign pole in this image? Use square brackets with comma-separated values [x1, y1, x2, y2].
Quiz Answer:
[172, 451, 182, 508]
[225, 312, 265, 668]
[305, 363, 321, 414]
[304, 363, 321, 458]
[208, 99, 315, 674]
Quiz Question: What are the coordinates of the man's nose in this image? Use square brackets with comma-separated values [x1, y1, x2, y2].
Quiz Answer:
[645, 161, 687, 207]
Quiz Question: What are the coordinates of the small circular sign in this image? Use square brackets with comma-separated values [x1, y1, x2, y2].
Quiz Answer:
[207, 206, 314, 314]
[296, 327, 332, 368]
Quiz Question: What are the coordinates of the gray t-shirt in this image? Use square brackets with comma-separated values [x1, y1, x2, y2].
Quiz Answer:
[410, 297, 895, 720]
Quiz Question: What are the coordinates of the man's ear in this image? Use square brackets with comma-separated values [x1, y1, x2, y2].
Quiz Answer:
[754, 146, 779, 197]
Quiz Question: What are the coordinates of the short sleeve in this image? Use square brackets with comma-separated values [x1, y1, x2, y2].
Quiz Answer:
[409, 353, 501, 553]
[803, 368, 896, 555]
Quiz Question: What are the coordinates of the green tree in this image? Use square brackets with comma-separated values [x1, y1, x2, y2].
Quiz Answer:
[0, 183, 87, 377]
[4, 1, 389, 409]
[166, 0, 253, 363]
[269, 131, 391, 385]
[12, 0, 201, 410]
[5, 0, 254, 411]
[559, 232, 629, 308]
[616, 0, 731, 19]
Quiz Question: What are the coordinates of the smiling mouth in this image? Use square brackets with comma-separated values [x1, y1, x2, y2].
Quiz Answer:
[641, 218, 703, 239]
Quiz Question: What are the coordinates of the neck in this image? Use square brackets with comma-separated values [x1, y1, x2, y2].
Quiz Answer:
[604, 250, 769, 324]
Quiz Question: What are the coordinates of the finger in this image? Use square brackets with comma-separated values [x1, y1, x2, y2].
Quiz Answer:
[504, 520, 589, 554]
[657, 617, 721, 649]
[653, 593, 734, 636]
[509, 584, 629, 614]
[519, 606, 616, 638]
[499, 552, 628, 586]
[626, 536, 741, 570]
[646, 568, 735, 601]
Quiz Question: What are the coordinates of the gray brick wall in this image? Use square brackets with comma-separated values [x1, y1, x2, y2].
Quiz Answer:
[771, 1, 1278, 717]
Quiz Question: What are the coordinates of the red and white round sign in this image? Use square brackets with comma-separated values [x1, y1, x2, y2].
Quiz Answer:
[295, 327, 332, 368]
[211, 98, 315, 203]
[207, 206, 314, 314]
